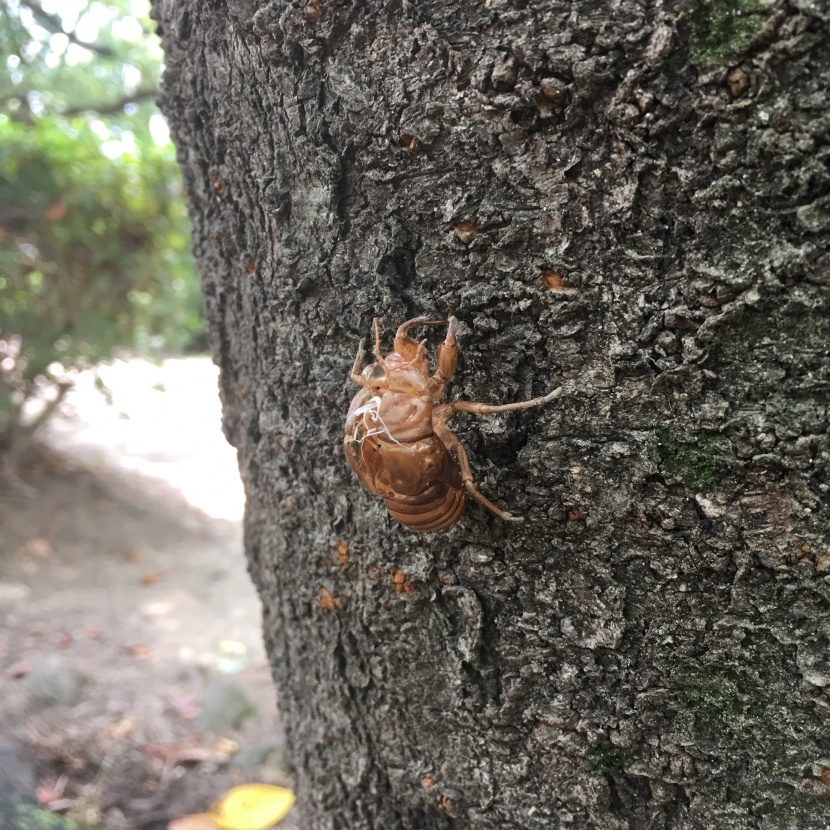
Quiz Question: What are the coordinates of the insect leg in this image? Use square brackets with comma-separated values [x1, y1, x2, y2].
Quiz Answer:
[372, 318, 383, 362]
[431, 403, 453, 433]
[435, 424, 523, 523]
[350, 338, 371, 386]
[394, 316, 447, 362]
[450, 386, 563, 415]
[394, 316, 445, 342]
[428, 315, 459, 399]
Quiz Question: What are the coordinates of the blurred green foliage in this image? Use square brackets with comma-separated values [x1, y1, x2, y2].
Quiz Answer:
[0, 0, 203, 452]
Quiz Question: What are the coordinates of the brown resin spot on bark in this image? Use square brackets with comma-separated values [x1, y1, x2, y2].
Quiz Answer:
[543, 270, 569, 291]
[726, 67, 749, 98]
[438, 796, 452, 811]
[243, 256, 256, 274]
[452, 220, 479, 243]
[399, 133, 422, 153]
[209, 174, 226, 197]
[335, 539, 349, 567]
[421, 774, 435, 790]
[304, 0, 324, 21]
[567, 507, 583, 521]
[317, 587, 339, 611]
[539, 76, 569, 106]
[391, 569, 412, 595]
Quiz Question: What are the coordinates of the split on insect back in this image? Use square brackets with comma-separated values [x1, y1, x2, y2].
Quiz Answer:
[343, 314, 562, 532]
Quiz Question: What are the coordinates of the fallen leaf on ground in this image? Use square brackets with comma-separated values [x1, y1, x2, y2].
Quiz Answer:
[37, 784, 64, 805]
[210, 783, 296, 830]
[100, 716, 135, 741]
[27, 537, 53, 557]
[6, 659, 31, 678]
[46, 797, 75, 812]
[141, 742, 235, 766]
[169, 784, 296, 830]
[142, 742, 183, 761]
[169, 814, 218, 830]
[170, 692, 201, 719]
[27, 728, 86, 769]
[141, 570, 162, 586]
[212, 737, 239, 756]
[175, 747, 234, 765]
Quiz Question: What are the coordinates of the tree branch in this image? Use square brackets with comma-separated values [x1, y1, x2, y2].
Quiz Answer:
[18, 0, 118, 58]
[58, 86, 159, 118]
[20, 379, 73, 440]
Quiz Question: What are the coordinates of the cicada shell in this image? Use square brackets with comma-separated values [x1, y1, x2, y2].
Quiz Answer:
[344, 315, 561, 531]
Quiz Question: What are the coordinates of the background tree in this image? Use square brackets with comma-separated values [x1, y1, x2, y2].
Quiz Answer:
[0, 0, 202, 455]
[152, 0, 830, 827]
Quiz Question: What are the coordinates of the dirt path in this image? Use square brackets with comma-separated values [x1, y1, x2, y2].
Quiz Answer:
[0, 358, 296, 829]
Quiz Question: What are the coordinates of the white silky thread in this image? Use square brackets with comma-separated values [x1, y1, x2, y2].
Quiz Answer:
[353, 396, 401, 445]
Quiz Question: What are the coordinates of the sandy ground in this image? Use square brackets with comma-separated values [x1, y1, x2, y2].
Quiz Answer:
[0, 357, 298, 829]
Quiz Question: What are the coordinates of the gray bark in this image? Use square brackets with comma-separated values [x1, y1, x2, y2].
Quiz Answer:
[152, 0, 830, 827]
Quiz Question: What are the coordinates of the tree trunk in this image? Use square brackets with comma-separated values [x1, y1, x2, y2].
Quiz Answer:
[152, 1, 830, 827]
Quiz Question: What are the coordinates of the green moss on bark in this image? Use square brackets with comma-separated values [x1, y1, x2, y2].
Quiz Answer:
[688, 0, 768, 65]
[675, 666, 766, 736]
[587, 745, 629, 775]
[656, 430, 732, 489]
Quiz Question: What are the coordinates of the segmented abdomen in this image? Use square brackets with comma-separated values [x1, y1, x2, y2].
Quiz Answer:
[384, 481, 465, 532]
[377, 437, 464, 532]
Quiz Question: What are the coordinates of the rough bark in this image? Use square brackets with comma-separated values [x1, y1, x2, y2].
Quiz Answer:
[152, 0, 830, 827]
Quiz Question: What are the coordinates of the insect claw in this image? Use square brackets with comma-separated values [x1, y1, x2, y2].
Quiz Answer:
[445, 315, 458, 348]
